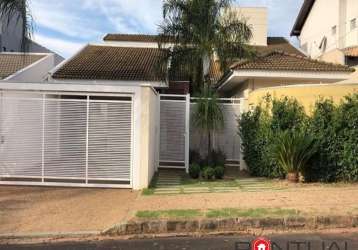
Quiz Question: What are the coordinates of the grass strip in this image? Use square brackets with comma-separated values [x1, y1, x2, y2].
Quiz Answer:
[136, 208, 300, 219]
[206, 208, 299, 218]
[136, 209, 202, 219]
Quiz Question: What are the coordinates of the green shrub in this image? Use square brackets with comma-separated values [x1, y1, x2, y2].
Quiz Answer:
[189, 150, 202, 165]
[272, 130, 317, 175]
[203, 149, 226, 167]
[240, 94, 358, 183]
[239, 96, 306, 178]
[304, 95, 358, 182]
[211, 149, 226, 167]
[304, 99, 338, 182]
[239, 106, 265, 177]
[271, 97, 306, 131]
[335, 94, 358, 181]
[202, 167, 215, 180]
[214, 166, 225, 179]
[189, 163, 201, 179]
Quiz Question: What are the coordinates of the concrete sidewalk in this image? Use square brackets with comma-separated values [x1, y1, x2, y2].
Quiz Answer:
[0, 183, 357, 237]
[0, 186, 138, 234]
[133, 186, 358, 217]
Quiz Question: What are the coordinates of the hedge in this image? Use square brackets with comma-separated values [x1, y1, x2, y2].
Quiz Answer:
[239, 94, 358, 182]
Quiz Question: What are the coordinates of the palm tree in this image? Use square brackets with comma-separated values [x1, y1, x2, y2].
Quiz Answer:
[192, 85, 224, 164]
[159, 0, 253, 92]
[0, 0, 33, 52]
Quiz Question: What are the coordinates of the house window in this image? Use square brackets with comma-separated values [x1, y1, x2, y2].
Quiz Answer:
[351, 18, 357, 30]
[331, 25, 337, 35]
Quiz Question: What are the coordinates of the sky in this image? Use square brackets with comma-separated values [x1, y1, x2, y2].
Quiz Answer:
[30, 0, 304, 58]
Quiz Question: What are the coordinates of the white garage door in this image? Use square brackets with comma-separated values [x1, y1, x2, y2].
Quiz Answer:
[0, 91, 133, 188]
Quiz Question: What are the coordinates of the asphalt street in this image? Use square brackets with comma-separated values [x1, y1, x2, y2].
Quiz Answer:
[1, 233, 358, 250]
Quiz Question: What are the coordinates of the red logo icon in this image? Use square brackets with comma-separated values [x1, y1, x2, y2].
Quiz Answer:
[252, 237, 271, 250]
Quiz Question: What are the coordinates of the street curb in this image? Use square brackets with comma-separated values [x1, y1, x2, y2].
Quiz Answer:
[102, 216, 358, 236]
[0, 231, 100, 240]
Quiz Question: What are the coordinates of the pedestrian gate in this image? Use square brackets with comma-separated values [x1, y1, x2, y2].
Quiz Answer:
[159, 94, 190, 171]
[159, 94, 244, 172]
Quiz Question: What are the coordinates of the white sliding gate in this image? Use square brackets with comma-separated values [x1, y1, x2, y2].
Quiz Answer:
[0, 91, 133, 188]
[159, 94, 245, 171]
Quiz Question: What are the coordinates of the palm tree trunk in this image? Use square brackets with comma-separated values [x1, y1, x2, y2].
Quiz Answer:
[207, 130, 212, 165]
[202, 52, 210, 83]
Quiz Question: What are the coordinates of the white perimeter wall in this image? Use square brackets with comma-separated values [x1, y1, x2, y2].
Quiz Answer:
[139, 86, 159, 188]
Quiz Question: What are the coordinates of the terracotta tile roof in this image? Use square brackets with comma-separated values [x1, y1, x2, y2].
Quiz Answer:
[52, 45, 168, 82]
[103, 34, 173, 43]
[209, 37, 306, 82]
[343, 46, 358, 57]
[0, 53, 46, 79]
[104, 34, 303, 55]
[253, 37, 305, 56]
[231, 51, 355, 72]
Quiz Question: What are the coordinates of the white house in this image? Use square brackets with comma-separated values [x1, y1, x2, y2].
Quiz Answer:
[0, 6, 355, 190]
[291, 0, 358, 67]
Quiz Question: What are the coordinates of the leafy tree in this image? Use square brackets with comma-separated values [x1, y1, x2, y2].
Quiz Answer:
[159, 0, 253, 92]
[0, 0, 33, 52]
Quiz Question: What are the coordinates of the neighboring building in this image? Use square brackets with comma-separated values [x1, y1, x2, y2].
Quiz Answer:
[0, 52, 58, 82]
[232, 7, 268, 46]
[291, 0, 358, 67]
[215, 50, 354, 98]
[0, 15, 64, 64]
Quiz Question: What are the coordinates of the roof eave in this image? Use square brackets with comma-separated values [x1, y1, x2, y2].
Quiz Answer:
[217, 69, 353, 92]
[290, 0, 316, 37]
[49, 78, 168, 88]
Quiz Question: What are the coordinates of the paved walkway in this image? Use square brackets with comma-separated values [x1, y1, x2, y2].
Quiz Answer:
[152, 169, 284, 195]
[134, 186, 358, 217]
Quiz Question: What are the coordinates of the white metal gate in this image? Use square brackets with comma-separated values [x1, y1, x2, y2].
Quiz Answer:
[213, 99, 242, 165]
[190, 98, 244, 166]
[159, 94, 190, 172]
[159, 94, 244, 171]
[0, 91, 133, 188]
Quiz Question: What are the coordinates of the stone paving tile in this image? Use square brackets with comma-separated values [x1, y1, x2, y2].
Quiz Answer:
[152, 170, 286, 195]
